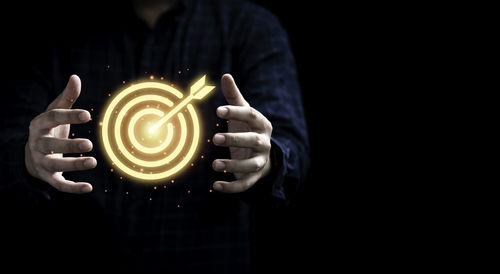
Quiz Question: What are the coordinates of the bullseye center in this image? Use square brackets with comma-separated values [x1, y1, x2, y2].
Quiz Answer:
[128, 108, 174, 154]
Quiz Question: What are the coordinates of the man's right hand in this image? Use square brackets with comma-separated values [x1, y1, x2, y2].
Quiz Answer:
[24, 75, 97, 194]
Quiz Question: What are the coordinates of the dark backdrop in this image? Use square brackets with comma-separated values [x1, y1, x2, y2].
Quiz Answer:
[1, 1, 330, 272]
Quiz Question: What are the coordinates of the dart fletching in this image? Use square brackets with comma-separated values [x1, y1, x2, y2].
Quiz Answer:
[191, 75, 215, 100]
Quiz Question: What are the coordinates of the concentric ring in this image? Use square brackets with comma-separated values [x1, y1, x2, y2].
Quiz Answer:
[100, 82, 201, 182]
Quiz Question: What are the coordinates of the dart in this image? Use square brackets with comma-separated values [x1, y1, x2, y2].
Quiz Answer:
[148, 75, 215, 133]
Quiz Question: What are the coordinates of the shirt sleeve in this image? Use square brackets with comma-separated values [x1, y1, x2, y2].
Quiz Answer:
[0, 62, 55, 204]
[231, 3, 310, 207]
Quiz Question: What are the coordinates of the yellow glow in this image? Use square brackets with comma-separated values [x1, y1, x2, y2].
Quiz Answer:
[100, 78, 210, 182]
[128, 108, 174, 154]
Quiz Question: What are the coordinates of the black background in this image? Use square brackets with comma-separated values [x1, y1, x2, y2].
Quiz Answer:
[1, 0, 333, 272]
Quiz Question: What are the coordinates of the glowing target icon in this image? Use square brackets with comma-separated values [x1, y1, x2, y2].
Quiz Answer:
[100, 76, 215, 182]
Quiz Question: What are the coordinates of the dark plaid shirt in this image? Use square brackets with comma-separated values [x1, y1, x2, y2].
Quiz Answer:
[0, 0, 309, 272]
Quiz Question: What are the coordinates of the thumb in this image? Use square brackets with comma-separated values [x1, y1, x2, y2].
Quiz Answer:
[221, 74, 249, 106]
[47, 74, 82, 110]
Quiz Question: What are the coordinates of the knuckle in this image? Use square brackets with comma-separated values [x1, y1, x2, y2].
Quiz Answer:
[243, 180, 252, 190]
[248, 108, 258, 119]
[47, 109, 57, 121]
[254, 135, 264, 147]
[266, 121, 273, 132]
[44, 158, 56, 171]
[71, 140, 80, 152]
[28, 119, 37, 133]
[228, 134, 237, 145]
[28, 139, 37, 151]
[254, 158, 265, 171]
[264, 139, 272, 151]
[73, 159, 82, 170]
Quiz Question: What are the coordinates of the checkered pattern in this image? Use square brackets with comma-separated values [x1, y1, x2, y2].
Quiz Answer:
[0, 0, 309, 272]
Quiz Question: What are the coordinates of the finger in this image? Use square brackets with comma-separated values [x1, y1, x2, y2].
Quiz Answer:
[42, 156, 97, 172]
[216, 106, 271, 131]
[47, 75, 82, 110]
[33, 109, 91, 130]
[48, 173, 93, 194]
[37, 137, 92, 154]
[221, 74, 249, 107]
[213, 174, 260, 193]
[213, 156, 267, 173]
[212, 132, 270, 151]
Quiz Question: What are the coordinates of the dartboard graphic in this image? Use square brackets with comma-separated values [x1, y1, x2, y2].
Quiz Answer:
[100, 76, 215, 182]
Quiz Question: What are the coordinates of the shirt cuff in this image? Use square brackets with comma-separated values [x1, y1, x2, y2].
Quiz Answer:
[3, 138, 52, 202]
[241, 137, 286, 206]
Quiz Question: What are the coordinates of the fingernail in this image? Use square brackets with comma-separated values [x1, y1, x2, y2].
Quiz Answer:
[81, 184, 92, 193]
[217, 107, 228, 117]
[213, 134, 225, 145]
[79, 111, 90, 121]
[213, 183, 223, 192]
[79, 141, 92, 151]
[214, 161, 225, 171]
[83, 158, 95, 168]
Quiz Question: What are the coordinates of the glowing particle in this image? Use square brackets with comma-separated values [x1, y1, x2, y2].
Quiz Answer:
[186, 68, 190, 71]
[122, 81, 126, 84]
[223, 170, 227, 173]
[125, 191, 129, 195]
[201, 155, 204, 159]
[50, 150, 54, 154]
[108, 93, 111, 97]
[160, 77, 164, 80]
[90, 108, 94, 112]
[171, 179, 175, 183]
[120, 176, 123, 180]
[71, 133, 75, 137]
[150, 75, 154, 80]
[104, 189, 108, 193]
[140, 168, 144, 172]
[80, 154, 83, 157]
[163, 185, 167, 189]
[216, 123, 219, 127]
[99, 122, 103, 126]
[153, 186, 157, 190]
[111, 162, 115, 166]
[149, 197, 152, 201]
[178, 70, 181, 74]
[209, 189, 213, 193]
[110, 168, 114, 172]
[187, 190, 191, 194]
[207, 139, 211, 143]
[190, 163, 194, 167]
[106, 65, 110, 69]
[177, 204, 180, 208]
